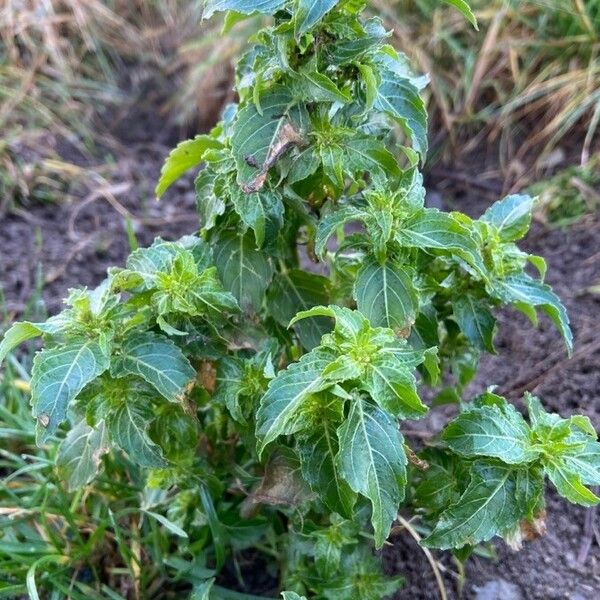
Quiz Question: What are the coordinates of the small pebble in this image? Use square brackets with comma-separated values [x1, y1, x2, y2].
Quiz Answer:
[473, 579, 522, 600]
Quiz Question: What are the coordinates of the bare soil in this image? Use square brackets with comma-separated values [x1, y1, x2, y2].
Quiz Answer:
[0, 111, 598, 599]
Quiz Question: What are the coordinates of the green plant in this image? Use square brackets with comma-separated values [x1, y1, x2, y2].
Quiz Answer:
[1, 1, 599, 598]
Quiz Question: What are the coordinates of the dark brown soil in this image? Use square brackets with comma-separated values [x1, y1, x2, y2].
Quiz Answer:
[0, 118, 599, 599]
[386, 180, 600, 600]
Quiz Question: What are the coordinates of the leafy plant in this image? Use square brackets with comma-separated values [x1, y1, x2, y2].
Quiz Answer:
[1, 1, 598, 597]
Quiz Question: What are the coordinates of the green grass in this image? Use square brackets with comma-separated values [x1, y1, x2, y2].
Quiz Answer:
[529, 154, 600, 226]
[0, 351, 203, 599]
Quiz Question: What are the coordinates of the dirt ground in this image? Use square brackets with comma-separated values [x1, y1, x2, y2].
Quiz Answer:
[386, 184, 600, 600]
[0, 110, 599, 598]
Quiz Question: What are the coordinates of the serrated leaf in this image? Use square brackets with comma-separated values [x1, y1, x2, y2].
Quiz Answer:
[214, 231, 273, 311]
[289, 305, 366, 340]
[336, 396, 407, 547]
[212, 356, 246, 423]
[322, 548, 403, 599]
[312, 517, 359, 577]
[482, 194, 533, 242]
[203, 0, 286, 19]
[111, 332, 195, 402]
[315, 205, 366, 259]
[332, 31, 387, 66]
[31, 341, 110, 442]
[281, 592, 307, 600]
[256, 348, 334, 454]
[398, 209, 483, 273]
[414, 449, 464, 513]
[345, 137, 400, 179]
[491, 273, 572, 354]
[443, 403, 539, 464]
[296, 396, 356, 517]
[443, 0, 478, 29]
[115, 236, 211, 290]
[153, 259, 240, 320]
[231, 188, 284, 248]
[195, 170, 225, 231]
[374, 64, 428, 160]
[453, 295, 496, 353]
[354, 258, 418, 331]
[299, 70, 351, 103]
[267, 269, 331, 349]
[155, 135, 222, 198]
[545, 459, 599, 506]
[560, 440, 600, 486]
[108, 401, 168, 467]
[363, 352, 427, 419]
[424, 462, 523, 549]
[294, 0, 339, 36]
[56, 420, 110, 491]
[231, 87, 300, 187]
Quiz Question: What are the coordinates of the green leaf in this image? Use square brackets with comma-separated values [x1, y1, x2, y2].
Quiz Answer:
[191, 579, 215, 600]
[331, 29, 388, 66]
[107, 401, 168, 468]
[363, 352, 427, 419]
[315, 205, 366, 259]
[282, 593, 307, 600]
[214, 231, 273, 311]
[312, 516, 359, 577]
[299, 70, 351, 103]
[256, 348, 334, 455]
[115, 236, 211, 290]
[397, 209, 483, 272]
[491, 273, 572, 354]
[289, 305, 366, 340]
[294, 0, 339, 36]
[153, 258, 240, 321]
[111, 333, 195, 402]
[31, 340, 110, 442]
[354, 258, 418, 331]
[231, 87, 304, 188]
[442, 403, 540, 464]
[374, 64, 428, 160]
[453, 295, 496, 353]
[442, 0, 478, 29]
[0, 322, 45, 365]
[545, 459, 599, 506]
[296, 396, 356, 517]
[267, 269, 331, 349]
[345, 137, 401, 179]
[424, 462, 523, 549]
[143, 510, 189, 538]
[322, 548, 403, 599]
[213, 357, 246, 424]
[231, 188, 284, 248]
[155, 135, 223, 198]
[203, 0, 286, 19]
[336, 396, 407, 547]
[482, 194, 533, 242]
[414, 449, 464, 513]
[560, 440, 600, 486]
[56, 420, 110, 491]
[195, 170, 225, 231]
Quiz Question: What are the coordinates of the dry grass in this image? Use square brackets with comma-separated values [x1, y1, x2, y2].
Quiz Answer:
[0, 0, 254, 211]
[0, 0, 597, 209]
[377, 0, 600, 182]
